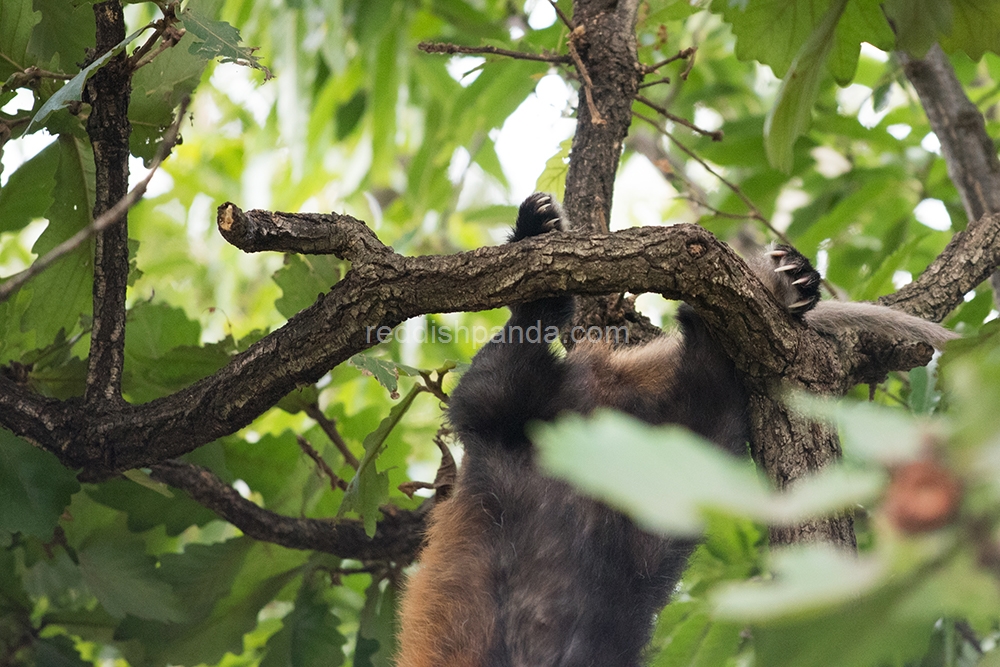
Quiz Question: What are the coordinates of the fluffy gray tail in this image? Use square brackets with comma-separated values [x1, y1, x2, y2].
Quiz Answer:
[805, 301, 958, 349]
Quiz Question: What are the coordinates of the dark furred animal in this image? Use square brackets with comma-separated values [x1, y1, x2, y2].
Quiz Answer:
[397, 193, 955, 667]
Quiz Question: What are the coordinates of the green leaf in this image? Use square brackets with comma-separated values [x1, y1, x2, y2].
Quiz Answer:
[27, 27, 144, 132]
[33, 635, 90, 667]
[0, 0, 40, 82]
[349, 353, 420, 399]
[0, 428, 80, 541]
[764, 0, 849, 172]
[883, 0, 953, 57]
[274, 254, 348, 320]
[261, 577, 347, 667]
[116, 544, 305, 667]
[940, 0, 1000, 61]
[712, 0, 830, 79]
[534, 410, 883, 535]
[20, 135, 95, 346]
[129, 24, 213, 163]
[0, 140, 59, 235]
[340, 386, 420, 536]
[354, 578, 398, 667]
[26, 0, 94, 75]
[86, 477, 216, 536]
[713, 545, 885, 621]
[180, 6, 270, 77]
[78, 536, 187, 622]
[536, 137, 571, 202]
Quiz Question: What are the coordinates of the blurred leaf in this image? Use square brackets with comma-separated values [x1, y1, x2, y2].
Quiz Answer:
[340, 386, 420, 536]
[0, 428, 79, 541]
[764, 0, 847, 172]
[534, 410, 883, 536]
[78, 536, 187, 622]
[0, 138, 57, 235]
[0, 0, 39, 81]
[86, 477, 216, 536]
[354, 578, 398, 667]
[261, 576, 347, 667]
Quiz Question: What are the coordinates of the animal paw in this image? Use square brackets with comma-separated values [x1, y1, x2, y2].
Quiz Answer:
[510, 192, 565, 242]
[768, 244, 821, 315]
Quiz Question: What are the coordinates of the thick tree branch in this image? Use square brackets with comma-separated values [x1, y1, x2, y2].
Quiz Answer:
[84, 1, 132, 405]
[3, 214, 990, 478]
[148, 460, 427, 562]
[562, 0, 642, 233]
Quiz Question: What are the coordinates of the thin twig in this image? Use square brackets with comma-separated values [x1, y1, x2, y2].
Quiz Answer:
[126, 19, 165, 69]
[417, 370, 449, 404]
[304, 403, 360, 469]
[296, 435, 348, 491]
[642, 47, 696, 74]
[633, 110, 773, 229]
[635, 94, 723, 141]
[418, 41, 570, 64]
[547, 0, 574, 29]
[131, 25, 186, 71]
[638, 76, 670, 89]
[0, 97, 190, 304]
[567, 27, 605, 125]
[676, 195, 761, 222]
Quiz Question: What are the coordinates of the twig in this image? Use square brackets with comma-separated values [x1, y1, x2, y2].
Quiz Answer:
[642, 47, 696, 74]
[638, 76, 671, 89]
[632, 111, 771, 227]
[547, 0, 574, 29]
[635, 94, 723, 141]
[567, 27, 605, 125]
[296, 435, 348, 491]
[676, 195, 761, 222]
[417, 370, 449, 404]
[304, 403, 360, 469]
[418, 41, 570, 64]
[148, 460, 429, 562]
[0, 97, 190, 305]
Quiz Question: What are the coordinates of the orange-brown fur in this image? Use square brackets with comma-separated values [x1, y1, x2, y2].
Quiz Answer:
[397, 487, 495, 667]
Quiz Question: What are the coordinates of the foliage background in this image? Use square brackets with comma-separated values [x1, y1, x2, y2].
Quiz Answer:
[2, 0, 1000, 665]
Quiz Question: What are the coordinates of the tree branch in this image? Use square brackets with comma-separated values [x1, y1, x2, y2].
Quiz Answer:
[3, 215, 989, 478]
[148, 460, 427, 562]
[84, 1, 132, 405]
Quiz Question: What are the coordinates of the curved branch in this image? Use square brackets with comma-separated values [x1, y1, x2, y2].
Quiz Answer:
[3, 213, 991, 477]
[148, 460, 427, 563]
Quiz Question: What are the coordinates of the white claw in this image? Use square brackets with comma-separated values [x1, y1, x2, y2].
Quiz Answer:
[774, 264, 797, 273]
[789, 299, 813, 310]
[537, 202, 552, 211]
[791, 277, 811, 285]
[768, 250, 787, 258]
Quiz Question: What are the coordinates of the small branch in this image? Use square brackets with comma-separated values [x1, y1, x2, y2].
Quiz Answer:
[417, 370, 449, 404]
[638, 76, 670, 89]
[216, 203, 388, 260]
[304, 403, 360, 470]
[635, 94, 723, 141]
[567, 27, 605, 126]
[148, 460, 428, 562]
[0, 98, 188, 305]
[547, 0, 574, 29]
[418, 41, 570, 64]
[633, 111, 772, 227]
[642, 46, 696, 75]
[296, 435, 347, 491]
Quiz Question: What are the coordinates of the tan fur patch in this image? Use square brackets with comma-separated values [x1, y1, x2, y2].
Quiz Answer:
[397, 490, 494, 667]
[569, 337, 682, 407]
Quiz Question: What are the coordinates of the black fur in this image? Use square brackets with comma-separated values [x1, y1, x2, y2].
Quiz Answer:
[427, 194, 822, 666]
